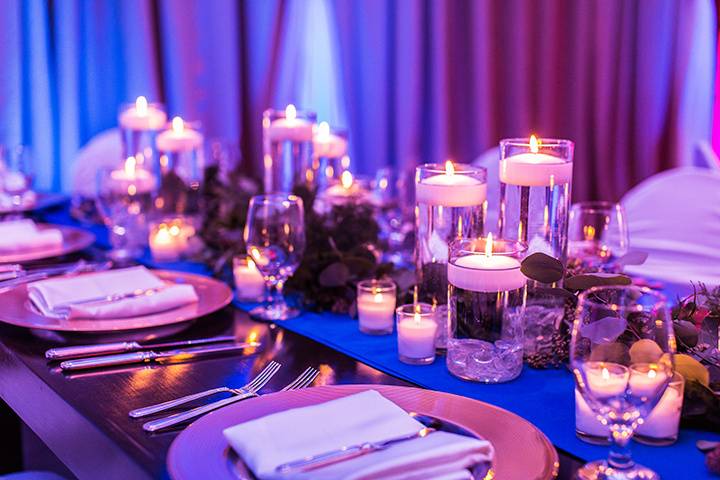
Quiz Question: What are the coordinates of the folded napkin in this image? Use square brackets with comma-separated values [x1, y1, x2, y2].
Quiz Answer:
[223, 390, 494, 480]
[0, 219, 62, 252]
[28, 266, 199, 319]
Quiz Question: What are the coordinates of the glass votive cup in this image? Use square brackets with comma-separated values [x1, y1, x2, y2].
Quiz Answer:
[635, 373, 685, 446]
[396, 303, 438, 365]
[148, 217, 195, 262]
[356, 279, 397, 335]
[233, 256, 266, 301]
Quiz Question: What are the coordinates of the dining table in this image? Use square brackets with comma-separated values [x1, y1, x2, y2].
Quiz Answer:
[0, 199, 716, 480]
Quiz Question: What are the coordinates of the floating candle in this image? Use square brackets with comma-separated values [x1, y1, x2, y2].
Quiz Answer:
[447, 234, 526, 292]
[313, 122, 348, 158]
[148, 219, 194, 261]
[109, 157, 156, 195]
[118, 96, 167, 131]
[499, 135, 573, 186]
[266, 104, 314, 142]
[156, 117, 204, 153]
[415, 161, 487, 207]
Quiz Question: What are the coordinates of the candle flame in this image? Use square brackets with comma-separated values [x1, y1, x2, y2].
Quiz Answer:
[445, 160, 455, 176]
[124, 156, 136, 176]
[583, 225, 596, 241]
[317, 121, 330, 138]
[601, 367, 610, 380]
[169, 224, 181, 236]
[285, 104, 297, 121]
[135, 96, 148, 115]
[648, 369, 657, 379]
[374, 292, 383, 302]
[172, 116, 185, 133]
[414, 312, 421, 323]
[341, 170, 353, 189]
[247, 258, 257, 271]
[485, 233, 493, 258]
[529, 134, 540, 153]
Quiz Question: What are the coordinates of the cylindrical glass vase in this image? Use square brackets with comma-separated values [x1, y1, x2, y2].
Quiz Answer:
[415, 163, 487, 307]
[447, 237, 527, 383]
[312, 122, 349, 191]
[117, 97, 167, 171]
[498, 137, 574, 274]
[262, 105, 316, 193]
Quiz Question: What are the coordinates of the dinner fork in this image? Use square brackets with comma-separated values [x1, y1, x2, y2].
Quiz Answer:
[142, 366, 319, 433]
[129, 361, 282, 419]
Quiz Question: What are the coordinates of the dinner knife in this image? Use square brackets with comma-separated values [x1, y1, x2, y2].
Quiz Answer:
[45, 335, 238, 360]
[275, 427, 436, 474]
[59, 342, 261, 371]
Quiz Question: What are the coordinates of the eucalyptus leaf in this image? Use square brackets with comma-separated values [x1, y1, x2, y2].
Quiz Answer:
[614, 250, 649, 267]
[391, 269, 417, 292]
[318, 262, 351, 287]
[520, 252, 565, 283]
[533, 287, 577, 301]
[564, 273, 632, 291]
[343, 256, 376, 277]
[674, 320, 699, 347]
[581, 316, 628, 343]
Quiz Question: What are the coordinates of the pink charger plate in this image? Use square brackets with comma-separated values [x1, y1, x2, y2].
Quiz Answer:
[167, 384, 559, 480]
[0, 270, 233, 333]
[0, 223, 95, 264]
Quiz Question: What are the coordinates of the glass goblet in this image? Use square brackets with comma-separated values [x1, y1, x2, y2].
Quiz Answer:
[0, 145, 35, 209]
[571, 285, 674, 480]
[244, 194, 305, 321]
[568, 201, 629, 271]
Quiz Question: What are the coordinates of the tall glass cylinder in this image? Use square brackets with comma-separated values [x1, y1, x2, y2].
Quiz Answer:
[262, 105, 316, 193]
[150, 117, 205, 261]
[447, 237, 527, 383]
[311, 122, 349, 191]
[414, 162, 487, 306]
[498, 137, 574, 270]
[118, 96, 167, 171]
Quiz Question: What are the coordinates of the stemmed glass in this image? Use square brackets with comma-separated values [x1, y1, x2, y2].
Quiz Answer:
[571, 286, 675, 480]
[244, 194, 305, 321]
[568, 202, 629, 270]
[0, 145, 34, 209]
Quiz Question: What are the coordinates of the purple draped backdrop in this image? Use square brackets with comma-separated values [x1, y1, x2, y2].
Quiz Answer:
[0, 0, 715, 200]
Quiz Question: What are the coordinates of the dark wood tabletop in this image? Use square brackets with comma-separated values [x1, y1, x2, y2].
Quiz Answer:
[0, 303, 583, 479]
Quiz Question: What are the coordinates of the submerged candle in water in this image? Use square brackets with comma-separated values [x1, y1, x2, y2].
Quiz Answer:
[415, 161, 487, 207]
[500, 134, 573, 187]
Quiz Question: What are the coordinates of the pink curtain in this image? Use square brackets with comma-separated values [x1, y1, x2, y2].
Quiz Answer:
[333, 0, 716, 200]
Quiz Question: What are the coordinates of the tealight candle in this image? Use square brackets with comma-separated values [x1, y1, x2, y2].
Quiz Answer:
[357, 279, 397, 335]
[109, 157, 157, 195]
[118, 96, 167, 131]
[233, 256, 266, 301]
[499, 135, 573, 186]
[415, 161, 487, 207]
[266, 104, 314, 142]
[397, 303, 438, 365]
[156, 117, 204, 153]
[447, 234, 526, 293]
[629, 363, 670, 398]
[635, 374, 684, 445]
[312, 122, 348, 158]
[148, 219, 193, 261]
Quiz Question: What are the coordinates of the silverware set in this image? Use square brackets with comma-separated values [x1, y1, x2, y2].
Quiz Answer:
[0, 259, 112, 290]
[132, 362, 319, 432]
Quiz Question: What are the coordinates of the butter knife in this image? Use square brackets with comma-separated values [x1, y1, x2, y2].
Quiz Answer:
[275, 427, 436, 474]
[59, 342, 261, 371]
[46, 335, 238, 360]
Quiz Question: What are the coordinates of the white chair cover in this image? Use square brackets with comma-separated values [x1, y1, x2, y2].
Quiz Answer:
[621, 167, 720, 288]
[472, 147, 500, 234]
[70, 128, 123, 198]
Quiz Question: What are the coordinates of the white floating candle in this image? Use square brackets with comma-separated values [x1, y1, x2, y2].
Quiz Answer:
[266, 104, 314, 142]
[499, 135, 573, 186]
[357, 290, 396, 334]
[313, 122, 348, 158]
[118, 96, 167, 131]
[234, 258, 266, 300]
[447, 234, 526, 292]
[109, 157, 156, 195]
[583, 362, 629, 398]
[415, 161, 487, 207]
[629, 364, 669, 398]
[397, 312, 438, 361]
[156, 116, 204, 153]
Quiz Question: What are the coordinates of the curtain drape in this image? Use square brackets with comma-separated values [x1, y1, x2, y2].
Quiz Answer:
[0, 0, 715, 200]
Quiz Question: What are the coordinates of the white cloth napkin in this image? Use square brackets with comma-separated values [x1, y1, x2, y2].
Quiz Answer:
[0, 219, 63, 252]
[27, 266, 199, 319]
[223, 390, 494, 480]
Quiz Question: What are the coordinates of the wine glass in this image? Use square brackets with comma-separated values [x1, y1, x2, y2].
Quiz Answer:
[0, 145, 34, 209]
[244, 194, 305, 321]
[568, 201, 629, 270]
[571, 285, 675, 480]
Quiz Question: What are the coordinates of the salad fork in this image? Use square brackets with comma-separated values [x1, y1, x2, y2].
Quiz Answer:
[142, 366, 318, 433]
[130, 361, 281, 419]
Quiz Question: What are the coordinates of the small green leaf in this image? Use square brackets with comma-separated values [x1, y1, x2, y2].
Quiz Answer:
[533, 287, 577, 301]
[318, 262, 351, 287]
[564, 273, 632, 291]
[520, 253, 565, 283]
